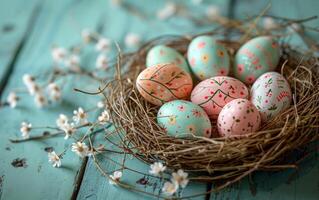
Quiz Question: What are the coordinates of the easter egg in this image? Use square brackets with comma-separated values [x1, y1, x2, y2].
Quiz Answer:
[146, 45, 191, 73]
[187, 35, 230, 80]
[157, 100, 212, 137]
[191, 76, 249, 119]
[233, 36, 280, 84]
[217, 99, 261, 137]
[136, 63, 193, 106]
[251, 72, 292, 121]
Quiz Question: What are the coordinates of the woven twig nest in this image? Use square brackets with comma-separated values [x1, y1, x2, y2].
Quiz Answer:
[104, 31, 319, 190]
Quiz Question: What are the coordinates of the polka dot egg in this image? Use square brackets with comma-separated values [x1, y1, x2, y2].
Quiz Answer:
[136, 63, 193, 106]
[187, 35, 230, 80]
[191, 76, 249, 119]
[233, 36, 280, 84]
[157, 100, 212, 137]
[217, 99, 261, 137]
[146, 45, 191, 73]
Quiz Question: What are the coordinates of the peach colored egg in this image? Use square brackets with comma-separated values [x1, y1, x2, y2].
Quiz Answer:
[136, 63, 193, 106]
[217, 99, 261, 137]
[191, 76, 249, 119]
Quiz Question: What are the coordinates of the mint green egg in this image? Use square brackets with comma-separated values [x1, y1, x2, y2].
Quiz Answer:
[233, 36, 280, 84]
[157, 100, 212, 137]
[187, 35, 230, 80]
[146, 45, 191, 73]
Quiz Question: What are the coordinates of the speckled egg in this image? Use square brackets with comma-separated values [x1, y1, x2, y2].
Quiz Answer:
[136, 63, 193, 106]
[187, 35, 230, 80]
[251, 72, 292, 121]
[217, 99, 261, 137]
[233, 36, 280, 84]
[191, 76, 249, 119]
[146, 45, 191, 73]
[157, 100, 212, 137]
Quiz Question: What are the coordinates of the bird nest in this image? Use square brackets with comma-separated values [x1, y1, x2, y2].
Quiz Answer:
[102, 24, 319, 191]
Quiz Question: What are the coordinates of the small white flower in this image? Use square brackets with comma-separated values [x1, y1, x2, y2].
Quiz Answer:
[7, 92, 19, 108]
[22, 74, 34, 86]
[65, 54, 80, 69]
[171, 169, 189, 188]
[149, 162, 166, 176]
[263, 17, 278, 30]
[34, 93, 47, 108]
[109, 171, 123, 185]
[52, 47, 67, 62]
[157, 2, 177, 20]
[97, 101, 105, 108]
[47, 83, 61, 101]
[206, 5, 221, 20]
[56, 114, 69, 129]
[96, 38, 112, 52]
[288, 23, 303, 33]
[62, 122, 76, 140]
[81, 29, 92, 43]
[162, 181, 179, 196]
[98, 110, 110, 124]
[71, 142, 90, 157]
[48, 151, 61, 168]
[124, 33, 141, 48]
[20, 122, 32, 139]
[22, 74, 40, 95]
[96, 54, 108, 69]
[73, 107, 88, 125]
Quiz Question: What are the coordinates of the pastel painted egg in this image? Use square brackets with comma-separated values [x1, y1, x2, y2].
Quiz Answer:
[233, 36, 280, 84]
[251, 72, 292, 121]
[136, 63, 193, 106]
[146, 45, 191, 73]
[217, 99, 261, 137]
[187, 35, 230, 80]
[191, 76, 249, 119]
[157, 100, 212, 137]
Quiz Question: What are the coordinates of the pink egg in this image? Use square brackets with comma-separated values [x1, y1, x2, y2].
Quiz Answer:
[191, 76, 249, 119]
[217, 99, 261, 137]
[136, 63, 193, 106]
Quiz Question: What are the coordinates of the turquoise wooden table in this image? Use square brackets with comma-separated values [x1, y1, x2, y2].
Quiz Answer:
[0, 0, 318, 199]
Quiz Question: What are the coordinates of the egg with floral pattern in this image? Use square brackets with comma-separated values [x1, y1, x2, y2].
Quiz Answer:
[191, 76, 249, 119]
[136, 63, 193, 106]
[233, 36, 280, 84]
[157, 100, 212, 137]
[251, 72, 292, 122]
[146, 45, 191, 73]
[217, 99, 261, 137]
[187, 35, 230, 80]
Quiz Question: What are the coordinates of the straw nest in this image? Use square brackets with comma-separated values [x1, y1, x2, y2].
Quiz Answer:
[103, 31, 319, 190]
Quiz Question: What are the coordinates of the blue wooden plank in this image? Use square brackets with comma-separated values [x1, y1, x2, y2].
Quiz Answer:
[0, 0, 107, 199]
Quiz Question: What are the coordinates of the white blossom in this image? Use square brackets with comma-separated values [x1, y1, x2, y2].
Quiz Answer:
[62, 122, 76, 140]
[157, 2, 177, 20]
[124, 33, 141, 48]
[97, 101, 105, 108]
[206, 5, 221, 20]
[7, 92, 19, 108]
[20, 122, 32, 139]
[96, 38, 111, 52]
[149, 162, 166, 176]
[52, 47, 67, 62]
[48, 151, 61, 168]
[289, 23, 303, 33]
[22, 74, 40, 95]
[96, 54, 108, 69]
[34, 93, 47, 108]
[65, 54, 80, 70]
[71, 142, 90, 157]
[47, 83, 61, 101]
[56, 114, 69, 129]
[22, 74, 34, 86]
[73, 107, 88, 125]
[162, 181, 179, 196]
[263, 17, 278, 30]
[171, 169, 189, 188]
[109, 171, 123, 185]
[81, 29, 92, 43]
[98, 110, 110, 124]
